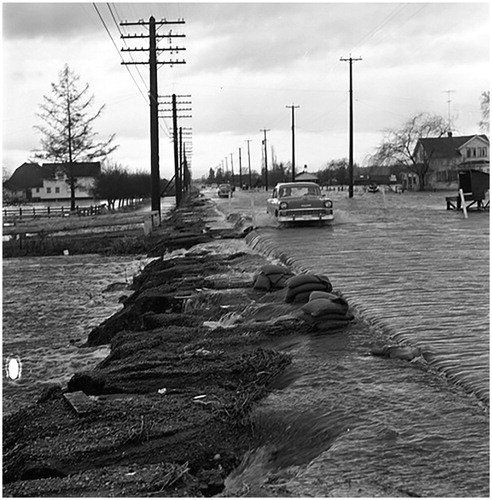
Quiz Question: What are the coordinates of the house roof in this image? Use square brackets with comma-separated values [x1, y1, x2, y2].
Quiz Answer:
[43, 162, 101, 178]
[4, 161, 102, 191]
[418, 134, 489, 158]
[3, 162, 47, 190]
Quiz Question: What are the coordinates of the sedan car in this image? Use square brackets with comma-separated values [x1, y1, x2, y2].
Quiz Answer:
[217, 183, 233, 198]
[266, 182, 334, 224]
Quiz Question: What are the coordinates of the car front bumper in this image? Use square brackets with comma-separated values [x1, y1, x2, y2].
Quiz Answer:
[278, 209, 334, 222]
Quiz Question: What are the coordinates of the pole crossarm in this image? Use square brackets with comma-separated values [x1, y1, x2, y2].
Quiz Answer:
[120, 19, 185, 26]
[122, 60, 185, 65]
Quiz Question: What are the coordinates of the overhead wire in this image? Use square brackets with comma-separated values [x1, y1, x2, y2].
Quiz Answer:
[106, 3, 172, 138]
[92, 3, 148, 105]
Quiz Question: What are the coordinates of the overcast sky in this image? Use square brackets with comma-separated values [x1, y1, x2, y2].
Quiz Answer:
[2, 2, 490, 180]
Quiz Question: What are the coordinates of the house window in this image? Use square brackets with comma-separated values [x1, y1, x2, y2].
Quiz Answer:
[46, 187, 52, 194]
[55, 187, 60, 194]
[447, 170, 457, 182]
[35, 188, 39, 193]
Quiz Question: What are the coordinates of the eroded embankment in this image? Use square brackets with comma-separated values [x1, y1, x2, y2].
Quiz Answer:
[2, 195, 323, 497]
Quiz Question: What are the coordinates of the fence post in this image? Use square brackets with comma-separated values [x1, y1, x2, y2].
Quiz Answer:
[459, 188, 468, 219]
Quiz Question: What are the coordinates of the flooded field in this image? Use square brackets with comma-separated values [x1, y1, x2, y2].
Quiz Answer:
[2, 254, 150, 414]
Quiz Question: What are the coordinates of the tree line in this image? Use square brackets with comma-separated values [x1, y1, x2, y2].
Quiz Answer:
[31, 64, 490, 200]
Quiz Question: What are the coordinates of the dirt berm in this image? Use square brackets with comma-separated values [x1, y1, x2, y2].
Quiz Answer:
[3, 192, 325, 497]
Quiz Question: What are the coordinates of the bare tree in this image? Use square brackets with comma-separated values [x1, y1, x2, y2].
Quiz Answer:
[370, 112, 448, 190]
[479, 91, 490, 133]
[34, 64, 118, 210]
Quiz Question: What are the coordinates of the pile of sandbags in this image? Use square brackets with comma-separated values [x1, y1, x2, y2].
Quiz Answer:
[299, 291, 354, 331]
[252, 264, 294, 291]
[284, 274, 333, 303]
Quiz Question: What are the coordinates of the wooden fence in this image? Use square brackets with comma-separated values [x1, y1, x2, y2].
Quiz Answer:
[2, 205, 105, 221]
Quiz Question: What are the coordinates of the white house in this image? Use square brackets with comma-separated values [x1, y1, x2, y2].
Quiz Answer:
[4, 162, 101, 202]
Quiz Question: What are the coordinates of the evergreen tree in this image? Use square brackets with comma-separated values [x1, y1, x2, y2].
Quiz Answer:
[34, 64, 118, 209]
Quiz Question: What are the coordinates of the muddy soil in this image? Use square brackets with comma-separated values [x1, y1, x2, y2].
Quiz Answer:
[2, 193, 314, 497]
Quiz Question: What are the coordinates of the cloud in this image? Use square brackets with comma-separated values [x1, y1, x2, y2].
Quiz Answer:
[2, 3, 99, 39]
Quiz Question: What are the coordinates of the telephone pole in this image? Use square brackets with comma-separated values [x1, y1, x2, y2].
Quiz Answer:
[160, 95, 192, 205]
[286, 104, 300, 181]
[120, 16, 185, 217]
[238, 147, 243, 189]
[340, 54, 362, 198]
[245, 140, 252, 189]
[260, 129, 270, 190]
[443, 89, 455, 132]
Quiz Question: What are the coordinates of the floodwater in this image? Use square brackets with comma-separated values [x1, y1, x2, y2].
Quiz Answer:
[2, 254, 151, 415]
[2, 188, 489, 496]
[227, 188, 490, 497]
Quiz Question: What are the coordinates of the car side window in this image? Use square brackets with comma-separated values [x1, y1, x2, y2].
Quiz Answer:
[272, 188, 278, 198]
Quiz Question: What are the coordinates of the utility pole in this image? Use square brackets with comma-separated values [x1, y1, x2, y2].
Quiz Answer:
[443, 89, 455, 132]
[230, 153, 235, 187]
[172, 94, 181, 205]
[245, 140, 252, 189]
[286, 104, 300, 182]
[340, 54, 362, 199]
[120, 16, 185, 218]
[160, 95, 192, 205]
[238, 147, 242, 189]
[260, 129, 270, 190]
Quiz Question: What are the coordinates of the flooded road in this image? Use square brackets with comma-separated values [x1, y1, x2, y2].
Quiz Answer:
[217, 187, 489, 496]
[248, 189, 489, 402]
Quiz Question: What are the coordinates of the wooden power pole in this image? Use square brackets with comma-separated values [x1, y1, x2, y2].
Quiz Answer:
[260, 129, 270, 190]
[120, 16, 185, 218]
[340, 54, 362, 199]
[286, 104, 300, 181]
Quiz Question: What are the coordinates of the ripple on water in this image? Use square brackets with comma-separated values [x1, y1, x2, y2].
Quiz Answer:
[3, 254, 150, 414]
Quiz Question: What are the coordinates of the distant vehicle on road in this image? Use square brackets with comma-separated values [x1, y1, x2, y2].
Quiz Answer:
[266, 182, 334, 224]
[217, 184, 233, 198]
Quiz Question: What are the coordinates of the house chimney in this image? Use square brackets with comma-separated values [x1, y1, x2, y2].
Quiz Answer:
[447, 131, 453, 137]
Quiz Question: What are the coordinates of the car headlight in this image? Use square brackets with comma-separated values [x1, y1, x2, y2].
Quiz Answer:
[279, 202, 288, 210]
[324, 200, 333, 208]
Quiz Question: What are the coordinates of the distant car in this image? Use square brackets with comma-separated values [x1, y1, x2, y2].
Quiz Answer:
[266, 182, 334, 224]
[217, 184, 233, 198]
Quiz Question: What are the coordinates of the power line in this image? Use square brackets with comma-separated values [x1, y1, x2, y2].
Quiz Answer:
[107, 3, 148, 91]
[92, 3, 148, 104]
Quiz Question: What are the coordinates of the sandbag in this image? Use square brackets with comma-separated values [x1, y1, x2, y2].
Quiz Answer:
[301, 298, 349, 317]
[285, 283, 332, 303]
[309, 291, 348, 305]
[260, 264, 291, 276]
[253, 265, 294, 291]
[286, 274, 331, 289]
[252, 274, 272, 291]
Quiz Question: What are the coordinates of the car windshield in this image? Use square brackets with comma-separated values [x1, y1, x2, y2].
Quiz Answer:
[279, 185, 320, 197]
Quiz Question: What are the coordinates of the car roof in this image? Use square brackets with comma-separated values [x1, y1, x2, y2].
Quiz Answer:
[274, 182, 319, 188]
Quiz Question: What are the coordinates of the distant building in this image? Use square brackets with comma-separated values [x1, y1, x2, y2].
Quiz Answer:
[295, 165, 318, 183]
[413, 133, 489, 190]
[3, 162, 101, 202]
